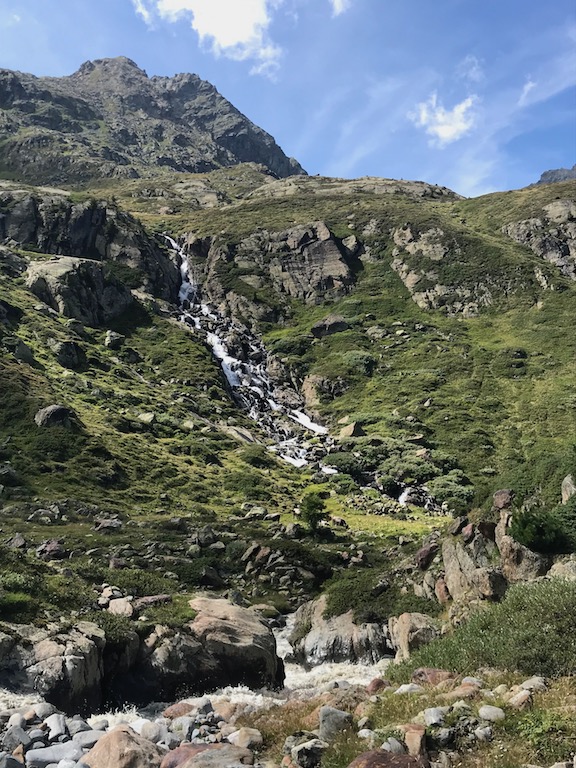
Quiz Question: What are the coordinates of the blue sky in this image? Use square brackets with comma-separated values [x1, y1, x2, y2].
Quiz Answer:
[0, 0, 575, 196]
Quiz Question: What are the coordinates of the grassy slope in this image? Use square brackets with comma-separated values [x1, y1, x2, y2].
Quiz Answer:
[104, 172, 576, 509]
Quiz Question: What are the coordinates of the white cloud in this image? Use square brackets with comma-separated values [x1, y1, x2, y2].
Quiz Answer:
[132, 0, 153, 25]
[410, 92, 479, 146]
[518, 77, 537, 106]
[329, 0, 352, 15]
[456, 54, 484, 84]
[132, 0, 284, 75]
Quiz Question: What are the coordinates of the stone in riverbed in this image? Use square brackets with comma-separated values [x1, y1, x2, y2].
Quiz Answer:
[226, 727, 263, 749]
[80, 724, 165, 768]
[25, 742, 83, 767]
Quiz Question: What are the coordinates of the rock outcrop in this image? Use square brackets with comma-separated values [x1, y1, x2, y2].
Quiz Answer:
[289, 594, 391, 666]
[26, 256, 133, 326]
[0, 186, 179, 300]
[183, 221, 360, 323]
[0, 597, 283, 715]
[502, 199, 576, 279]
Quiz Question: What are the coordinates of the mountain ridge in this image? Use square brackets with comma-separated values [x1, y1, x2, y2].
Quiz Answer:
[0, 57, 305, 185]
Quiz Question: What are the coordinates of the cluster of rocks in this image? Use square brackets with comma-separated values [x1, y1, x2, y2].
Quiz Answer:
[351, 671, 557, 766]
[0, 597, 283, 715]
[0, 695, 267, 768]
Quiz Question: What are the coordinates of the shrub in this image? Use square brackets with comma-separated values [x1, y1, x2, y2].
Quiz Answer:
[300, 491, 328, 534]
[510, 505, 573, 554]
[324, 569, 440, 624]
[391, 579, 576, 680]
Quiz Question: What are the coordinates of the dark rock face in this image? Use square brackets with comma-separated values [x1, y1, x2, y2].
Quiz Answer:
[0, 57, 305, 184]
[184, 221, 359, 324]
[1, 187, 179, 302]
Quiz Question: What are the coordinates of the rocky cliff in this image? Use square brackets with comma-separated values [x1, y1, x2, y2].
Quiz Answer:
[0, 57, 305, 184]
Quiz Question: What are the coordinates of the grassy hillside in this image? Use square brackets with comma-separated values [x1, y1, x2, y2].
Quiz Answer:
[94, 170, 576, 510]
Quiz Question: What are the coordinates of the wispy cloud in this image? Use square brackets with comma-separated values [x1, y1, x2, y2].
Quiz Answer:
[518, 77, 537, 106]
[0, 10, 21, 28]
[456, 54, 484, 84]
[410, 92, 479, 146]
[132, 0, 284, 76]
[329, 0, 352, 16]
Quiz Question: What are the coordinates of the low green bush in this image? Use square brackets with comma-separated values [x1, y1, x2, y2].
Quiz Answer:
[391, 579, 576, 680]
[323, 569, 440, 624]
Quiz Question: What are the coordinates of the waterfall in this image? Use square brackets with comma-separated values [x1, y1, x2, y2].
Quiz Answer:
[166, 236, 337, 472]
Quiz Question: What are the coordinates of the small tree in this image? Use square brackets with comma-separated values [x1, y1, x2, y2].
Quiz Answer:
[300, 491, 328, 534]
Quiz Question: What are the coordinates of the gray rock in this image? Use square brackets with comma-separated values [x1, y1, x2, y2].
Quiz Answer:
[2, 724, 31, 751]
[382, 736, 406, 753]
[71, 730, 105, 749]
[423, 707, 448, 727]
[561, 474, 576, 503]
[104, 331, 125, 350]
[478, 705, 505, 722]
[289, 594, 390, 666]
[394, 683, 425, 695]
[34, 405, 76, 429]
[474, 725, 493, 741]
[520, 676, 547, 692]
[7, 713, 26, 729]
[28, 257, 134, 329]
[48, 339, 86, 370]
[34, 704, 56, 720]
[291, 738, 329, 768]
[45, 712, 67, 740]
[318, 706, 353, 741]
[25, 743, 83, 768]
[388, 612, 440, 662]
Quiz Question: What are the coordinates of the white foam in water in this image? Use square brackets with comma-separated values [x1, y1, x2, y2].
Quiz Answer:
[164, 235, 335, 469]
[0, 689, 43, 711]
[289, 410, 329, 435]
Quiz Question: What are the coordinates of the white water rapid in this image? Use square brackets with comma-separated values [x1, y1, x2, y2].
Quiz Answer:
[167, 236, 337, 472]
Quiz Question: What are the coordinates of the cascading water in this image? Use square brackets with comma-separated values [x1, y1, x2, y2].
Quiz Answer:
[166, 236, 337, 471]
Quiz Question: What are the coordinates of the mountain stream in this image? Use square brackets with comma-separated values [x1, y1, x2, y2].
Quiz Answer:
[167, 236, 338, 472]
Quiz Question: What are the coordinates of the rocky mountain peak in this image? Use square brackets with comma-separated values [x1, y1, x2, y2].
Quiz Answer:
[535, 164, 576, 185]
[0, 58, 306, 184]
[73, 56, 147, 78]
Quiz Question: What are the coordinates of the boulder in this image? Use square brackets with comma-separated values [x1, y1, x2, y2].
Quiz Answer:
[0, 621, 105, 716]
[187, 595, 284, 690]
[176, 744, 254, 766]
[48, 339, 86, 369]
[27, 256, 133, 327]
[81, 724, 165, 768]
[289, 594, 391, 666]
[497, 534, 551, 582]
[34, 404, 76, 428]
[339, 422, 366, 439]
[388, 613, 439, 662]
[318, 706, 353, 741]
[441, 538, 507, 603]
[311, 314, 350, 339]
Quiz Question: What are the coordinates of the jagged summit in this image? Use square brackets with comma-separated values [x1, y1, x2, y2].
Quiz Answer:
[535, 164, 576, 185]
[0, 57, 305, 185]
